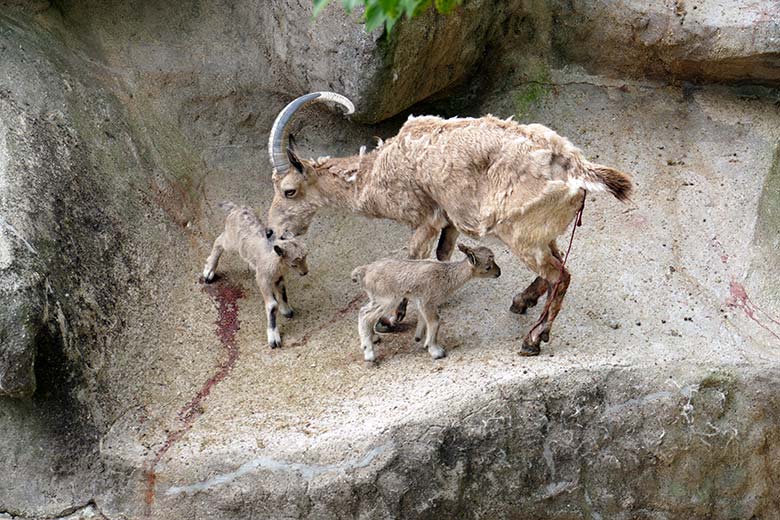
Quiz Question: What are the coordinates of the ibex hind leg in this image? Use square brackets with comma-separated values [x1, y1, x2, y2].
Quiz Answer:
[510, 276, 549, 315]
[377, 223, 440, 332]
[359, 301, 385, 362]
[520, 248, 571, 356]
[414, 299, 426, 342]
[510, 241, 560, 314]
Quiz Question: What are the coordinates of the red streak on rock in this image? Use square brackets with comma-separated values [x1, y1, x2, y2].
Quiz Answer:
[727, 280, 780, 342]
[143, 280, 244, 516]
[711, 237, 729, 265]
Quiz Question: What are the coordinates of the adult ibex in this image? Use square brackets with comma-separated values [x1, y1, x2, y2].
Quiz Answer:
[266, 92, 632, 355]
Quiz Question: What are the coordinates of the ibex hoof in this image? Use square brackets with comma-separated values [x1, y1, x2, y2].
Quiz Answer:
[539, 329, 550, 343]
[520, 338, 541, 356]
[509, 298, 535, 315]
[269, 340, 281, 349]
[282, 308, 295, 319]
[374, 318, 400, 334]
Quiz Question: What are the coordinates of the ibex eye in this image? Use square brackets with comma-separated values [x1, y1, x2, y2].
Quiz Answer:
[284, 189, 297, 199]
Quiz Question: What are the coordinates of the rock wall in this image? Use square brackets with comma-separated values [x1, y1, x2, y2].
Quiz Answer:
[549, 0, 780, 86]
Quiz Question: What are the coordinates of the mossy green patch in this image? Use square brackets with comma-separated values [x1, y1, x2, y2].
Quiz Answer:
[699, 369, 738, 392]
[513, 61, 552, 119]
[755, 143, 780, 246]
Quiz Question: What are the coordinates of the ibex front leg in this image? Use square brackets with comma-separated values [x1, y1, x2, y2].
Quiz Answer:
[418, 301, 445, 359]
[274, 277, 294, 318]
[435, 223, 460, 261]
[202, 233, 225, 283]
[259, 282, 281, 349]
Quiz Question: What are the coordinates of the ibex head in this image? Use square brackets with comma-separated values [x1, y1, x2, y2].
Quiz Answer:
[267, 92, 355, 236]
[272, 235, 309, 276]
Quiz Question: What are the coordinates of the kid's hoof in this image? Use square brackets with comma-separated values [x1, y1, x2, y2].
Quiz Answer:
[540, 329, 550, 343]
[414, 335, 422, 342]
[363, 351, 377, 363]
[202, 269, 216, 283]
[520, 338, 541, 356]
[371, 334, 381, 344]
[428, 346, 446, 360]
[282, 309, 295, 319]
[269, 341, 281, 349]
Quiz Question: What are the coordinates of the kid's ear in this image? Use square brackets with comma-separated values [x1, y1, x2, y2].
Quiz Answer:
[274, 245, 285, 257]
[458, 243, 477, 265]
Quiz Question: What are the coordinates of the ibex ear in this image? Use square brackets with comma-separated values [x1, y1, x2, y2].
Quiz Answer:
[287, 134, 304, 174]
[273, 245, 285, 257]
[458, 243, 477, 265]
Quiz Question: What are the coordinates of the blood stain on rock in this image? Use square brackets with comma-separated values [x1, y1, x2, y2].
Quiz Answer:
[143, 279, 244, 516]
[727, 280, 780, 342]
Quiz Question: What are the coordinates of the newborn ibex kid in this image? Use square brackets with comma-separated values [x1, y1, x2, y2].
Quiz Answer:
[351, 244, 501, 361]
[202, 202, 308, 349]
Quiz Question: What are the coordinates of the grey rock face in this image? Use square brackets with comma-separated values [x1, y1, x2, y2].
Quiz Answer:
[0, 18, 135, 399]
[53, 0, 504, 128]
[548, 0, 780, 85]
[146, 368, 780, 519]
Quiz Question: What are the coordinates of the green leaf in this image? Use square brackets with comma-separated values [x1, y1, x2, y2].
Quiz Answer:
[311, 0, 457, 33]
[364, 2, 386, 31]
[384, 15, 397, 32]
[434, 0, 461, 13]
[342, 0, 362, 13]
[399, 0, 417, 17]
[412, 0, 432, 17]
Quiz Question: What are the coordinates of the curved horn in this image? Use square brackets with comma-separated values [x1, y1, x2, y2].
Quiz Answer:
[268, 92, 355, 175]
